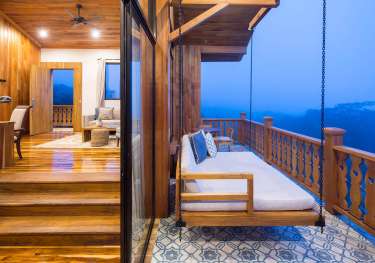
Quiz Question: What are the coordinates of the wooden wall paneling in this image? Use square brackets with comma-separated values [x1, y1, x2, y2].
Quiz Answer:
[171, 45, 201, 139]
[155, 0, 171, 217]
[40, 62, 82, 132]
[0, 13, 40, 122]
[140, 27, 154, 218]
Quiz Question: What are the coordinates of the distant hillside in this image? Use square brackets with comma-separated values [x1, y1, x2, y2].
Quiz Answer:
[53, 84, 73, 105]
[254, 101, 375, 154]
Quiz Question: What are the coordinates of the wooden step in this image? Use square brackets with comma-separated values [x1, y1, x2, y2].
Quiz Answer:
[0, 172, 120, 192]
[0, 246, 120, 262]
[0, 192, 120, 216]
[0, 216, 120, 246]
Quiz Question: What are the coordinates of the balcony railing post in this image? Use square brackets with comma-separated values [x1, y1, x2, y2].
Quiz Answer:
[263, 116, 273, 163]
[239, 112, 247, 145]
[324, 127, 346, 213]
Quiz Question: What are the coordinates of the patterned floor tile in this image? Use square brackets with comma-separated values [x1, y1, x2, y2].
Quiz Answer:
[152, 213, 374, 263]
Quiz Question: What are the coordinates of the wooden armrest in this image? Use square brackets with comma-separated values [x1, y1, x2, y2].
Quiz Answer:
[181, 172, 252, 180]
[180, 172, 253, 215]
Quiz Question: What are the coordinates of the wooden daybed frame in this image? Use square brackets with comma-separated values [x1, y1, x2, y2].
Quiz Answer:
[175, 160, 321, 227]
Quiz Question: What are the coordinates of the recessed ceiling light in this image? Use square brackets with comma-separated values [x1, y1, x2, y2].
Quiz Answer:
[38, 29, 48, 38]
[91, 29, 100, 39]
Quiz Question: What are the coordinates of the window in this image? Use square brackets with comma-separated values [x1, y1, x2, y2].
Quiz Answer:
[105, 63, 120, 100]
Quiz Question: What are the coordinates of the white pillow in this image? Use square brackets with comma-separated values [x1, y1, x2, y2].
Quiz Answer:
[181, 135, 197, 172]
[205, 132, 217, 157]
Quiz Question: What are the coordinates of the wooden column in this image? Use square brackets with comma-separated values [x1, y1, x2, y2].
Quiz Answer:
[171, 45, 201, 138]
[0, 121, 14, 169]
[263, 116, 273, 163]
[324, 127, 346, 213]
[155, 0, 171, 217]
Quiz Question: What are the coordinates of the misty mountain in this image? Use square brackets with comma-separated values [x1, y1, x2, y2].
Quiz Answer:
[53, 84, 73, 105]
[254, 101, 375, 153]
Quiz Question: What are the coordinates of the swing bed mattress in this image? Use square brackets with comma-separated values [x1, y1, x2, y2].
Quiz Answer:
[181, 136, 316, 212]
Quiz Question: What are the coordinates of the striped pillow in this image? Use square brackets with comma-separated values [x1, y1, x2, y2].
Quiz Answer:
[205, 132, 217, 157]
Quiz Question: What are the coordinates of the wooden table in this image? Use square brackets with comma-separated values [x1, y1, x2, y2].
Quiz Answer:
[0, 121, 14, 169]
[82, 126, 117, 142]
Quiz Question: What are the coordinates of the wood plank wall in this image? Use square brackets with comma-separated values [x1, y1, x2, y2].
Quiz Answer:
[171, 45, 201, 140]
[0, 13, 40, 121]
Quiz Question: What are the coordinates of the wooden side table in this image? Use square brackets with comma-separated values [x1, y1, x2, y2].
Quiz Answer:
[0, 121, 14, 169]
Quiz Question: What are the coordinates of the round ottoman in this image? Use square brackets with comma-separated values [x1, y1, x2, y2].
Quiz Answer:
[91, 128, 109, 147]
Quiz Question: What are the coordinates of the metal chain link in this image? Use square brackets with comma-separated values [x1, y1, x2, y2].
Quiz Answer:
[176, 0, 186, 238]
[249, 30, 254, 150]
[318, 0, 327, 233]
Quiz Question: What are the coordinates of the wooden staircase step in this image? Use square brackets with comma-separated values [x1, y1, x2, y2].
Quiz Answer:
[0, 172, 119, 192]
[0, 192, 120, 216]
[0, 216, 120, 246]
[0, 172, 120, 183]
[0, 246, 120, 262]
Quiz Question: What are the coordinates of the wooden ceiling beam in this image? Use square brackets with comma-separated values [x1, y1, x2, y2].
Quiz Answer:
[169, 3, 229, 42]
[200, 45, 247, 54]
[179, 0, 279, 6]
[248, 7, 270, 30]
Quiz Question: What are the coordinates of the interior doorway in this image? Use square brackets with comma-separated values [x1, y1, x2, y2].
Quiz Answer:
[52, 69, 74, 130]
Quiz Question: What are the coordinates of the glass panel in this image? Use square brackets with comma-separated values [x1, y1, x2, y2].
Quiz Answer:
[105, 63, 121, 100]
[130, 17, 154, 262]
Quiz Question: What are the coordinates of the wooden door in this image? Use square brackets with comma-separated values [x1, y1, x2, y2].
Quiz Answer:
[29, 66, 52, 135]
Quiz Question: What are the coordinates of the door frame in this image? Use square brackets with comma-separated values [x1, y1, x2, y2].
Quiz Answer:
[121, 0, 156, 262]
[40, 62, 82, 132]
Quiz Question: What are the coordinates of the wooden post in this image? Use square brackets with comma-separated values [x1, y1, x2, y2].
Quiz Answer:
[155, 0, 171, 217]
[324, 127, 346, 214]
[239, 112, 246, 144]
[263, 116, 273, 163]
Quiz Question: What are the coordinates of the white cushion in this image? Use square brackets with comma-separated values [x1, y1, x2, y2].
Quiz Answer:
[181, 135, 197, 172]
[205, 132, 217, 157]
[181, 151, 315, 211]
[98, 107, 113, 120]
[10, 108, 27, 130]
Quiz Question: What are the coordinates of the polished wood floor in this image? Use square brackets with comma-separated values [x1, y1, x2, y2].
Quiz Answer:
[0, 131, 121, 262]
[0, 131, 120, 174]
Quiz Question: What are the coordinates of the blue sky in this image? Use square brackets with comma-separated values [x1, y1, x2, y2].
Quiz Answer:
[201, 0, 375, 117]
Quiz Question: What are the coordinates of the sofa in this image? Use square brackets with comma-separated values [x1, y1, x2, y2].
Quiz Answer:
[180, 134, 315, 212]
[84, 107, 120, 129]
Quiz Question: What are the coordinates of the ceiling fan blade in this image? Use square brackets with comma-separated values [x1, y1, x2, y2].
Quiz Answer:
[65, 9, 76, 18]
[88, 16, 102, 23]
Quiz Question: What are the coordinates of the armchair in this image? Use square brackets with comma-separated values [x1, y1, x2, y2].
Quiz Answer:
[10, 106, 30, 159]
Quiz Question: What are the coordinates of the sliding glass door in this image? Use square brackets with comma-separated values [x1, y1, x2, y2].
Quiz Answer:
[121, 1, 155, 262]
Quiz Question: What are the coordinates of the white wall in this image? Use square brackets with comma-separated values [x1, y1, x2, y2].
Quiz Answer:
[41, 49, 120, 116]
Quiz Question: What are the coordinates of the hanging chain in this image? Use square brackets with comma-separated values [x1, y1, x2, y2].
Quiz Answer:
[317, 0, 327, 233]
[176, 0, 186, 241]
[249, 30, 254, 150]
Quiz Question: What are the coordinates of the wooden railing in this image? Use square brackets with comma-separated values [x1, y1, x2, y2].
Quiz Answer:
[201, 113, 375, 235]
[53, 105, 73, 127]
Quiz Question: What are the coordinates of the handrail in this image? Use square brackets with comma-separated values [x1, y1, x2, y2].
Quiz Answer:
[334, 145, 375, 162]
[271, 126, 321, 145]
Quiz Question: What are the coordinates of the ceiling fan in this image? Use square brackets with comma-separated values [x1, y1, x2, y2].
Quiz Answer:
[66, 4, 101, 26]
